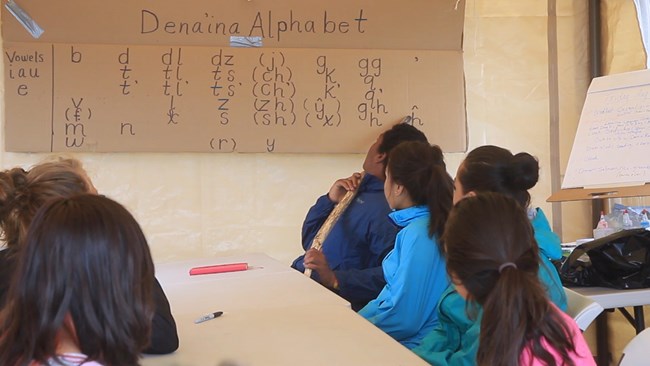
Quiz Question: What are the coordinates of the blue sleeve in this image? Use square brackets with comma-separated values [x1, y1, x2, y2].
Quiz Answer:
[412, 288, 480, 366]
[301, 194, 335, 251]
[539, 257, 568, 312]
[531, 209, 567, 311]
[359, 230, 445, 341]
[415, 323, 480, 366]
[532, 208, 563, 260]
[336, 217, 397, 308]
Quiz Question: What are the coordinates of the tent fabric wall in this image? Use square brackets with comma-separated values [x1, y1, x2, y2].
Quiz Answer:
[0, 0, 644, 268]
[602, 0, 646, 74]
[0, 0, 647, 361]
[633, 0, 650, 68]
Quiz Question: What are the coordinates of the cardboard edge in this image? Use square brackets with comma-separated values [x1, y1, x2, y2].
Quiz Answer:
[547, 183, 650, 202]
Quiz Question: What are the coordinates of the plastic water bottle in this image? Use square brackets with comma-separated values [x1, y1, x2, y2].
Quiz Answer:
[622, 209, 634, 228]
[596, 211, 608, 229]
[641, 210, 650, 229]
[594, 211, 615, 239]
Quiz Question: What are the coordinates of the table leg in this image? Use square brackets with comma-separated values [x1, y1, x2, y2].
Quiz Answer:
[595, 311, 610, 366]
[633, 306, 645, 334]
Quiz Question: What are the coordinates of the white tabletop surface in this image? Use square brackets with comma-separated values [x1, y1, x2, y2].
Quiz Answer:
[155, 253, 295, 286]
[145, 253, 426, 366]
[162, 269, 351, 313]
[143, 304, 426, 366]
[571, 286, 650, 309]
[155, 253, 349, 310]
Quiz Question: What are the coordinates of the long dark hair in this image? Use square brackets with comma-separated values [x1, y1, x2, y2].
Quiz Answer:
[443, 193, 576, 366]
[457, 145, 539, 208]
[386, 141, 453, 238]
[0, 194, 155, 366]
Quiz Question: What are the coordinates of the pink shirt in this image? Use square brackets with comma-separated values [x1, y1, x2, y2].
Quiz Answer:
[519, 305, 596, 366]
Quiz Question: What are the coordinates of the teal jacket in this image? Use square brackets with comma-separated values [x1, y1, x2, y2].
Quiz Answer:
[532, 208, 567, 311]
[359, 205, 449, 349]
[412, 208, 567, 365]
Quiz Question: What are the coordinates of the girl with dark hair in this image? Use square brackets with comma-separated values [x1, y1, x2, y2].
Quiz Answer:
[0, 158, 178, 355]
[452, 145, 566, 308]
[414, 145, 567, 365]
[0, 194, 156, 366]
[359, 141, 453, 349]
[443, 192, 594, 366]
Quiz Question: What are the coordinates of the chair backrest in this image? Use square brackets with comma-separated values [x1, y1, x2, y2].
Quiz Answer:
[618, 327, 650, 366]
[564, 287, 604, 331]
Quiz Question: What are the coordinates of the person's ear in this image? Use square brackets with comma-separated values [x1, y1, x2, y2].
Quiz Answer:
[375, 152, 387, 165]
[394, 184, 405, 196]
[464, 191, 477, 199]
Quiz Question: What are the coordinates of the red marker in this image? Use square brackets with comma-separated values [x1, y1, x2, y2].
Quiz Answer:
[189, 262, 248, 276]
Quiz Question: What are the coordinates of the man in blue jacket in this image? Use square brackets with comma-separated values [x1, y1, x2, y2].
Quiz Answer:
[291, 123, 428, 311]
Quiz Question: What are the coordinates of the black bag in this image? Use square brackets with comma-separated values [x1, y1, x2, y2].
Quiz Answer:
[560, 228, 650, 289]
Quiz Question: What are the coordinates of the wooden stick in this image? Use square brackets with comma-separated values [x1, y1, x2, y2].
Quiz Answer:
[304, 172, 365, 278]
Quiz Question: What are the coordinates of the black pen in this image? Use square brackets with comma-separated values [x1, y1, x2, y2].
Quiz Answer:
[194, 311, 223, 324]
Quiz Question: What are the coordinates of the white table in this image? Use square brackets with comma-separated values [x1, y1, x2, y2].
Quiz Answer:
[144, 253, 427, 366]
[154, 253, 295, 285]
[572, 287, 650, 312]
[562, 241, 650, 331]
[572, 286, 650, 334]
[572, 286, 650, 366]
[154, 253, 349, 310]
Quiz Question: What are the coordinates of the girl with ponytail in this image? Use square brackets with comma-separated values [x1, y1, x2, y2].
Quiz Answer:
[444, 192, 594, 366]
[414, 145, 567, 365]
[359, 141, 453, 349]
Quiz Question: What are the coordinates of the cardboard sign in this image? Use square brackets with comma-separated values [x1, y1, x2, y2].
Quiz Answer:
[2, 0, 467, 153]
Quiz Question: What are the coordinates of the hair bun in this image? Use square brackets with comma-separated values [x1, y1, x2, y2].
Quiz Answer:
[504, 153, 539, 190]
[10, 168, 28, 188]
[0, 168, 27, 200]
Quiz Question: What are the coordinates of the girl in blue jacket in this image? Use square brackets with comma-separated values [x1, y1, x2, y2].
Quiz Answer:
[359, 141, 454, 349]
[413, 145, 567, 365]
